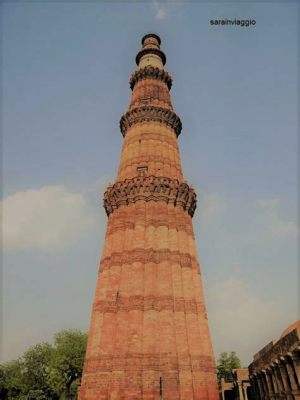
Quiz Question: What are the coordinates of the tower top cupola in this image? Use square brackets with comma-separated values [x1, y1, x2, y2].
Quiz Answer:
[141, 33, 161, 46]
[136, 32, 166, 68]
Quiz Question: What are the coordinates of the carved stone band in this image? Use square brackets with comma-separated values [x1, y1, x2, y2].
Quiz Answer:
[120, 106, 182, 137]
[108, 219, 194, 237]
[93, 295, 207, 315]
[129, 66, 173, 90]
[103, 175, 196, 217]
[100, 249, 199, 271]
[84, 354, 215, 373]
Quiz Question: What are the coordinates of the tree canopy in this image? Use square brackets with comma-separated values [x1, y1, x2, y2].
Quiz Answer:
[48, 330, 87, 399]
[0, 330, 87, 400]
[217, 351, 242, 383]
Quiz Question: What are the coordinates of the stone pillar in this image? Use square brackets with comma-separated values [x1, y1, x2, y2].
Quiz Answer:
[251, 375, 260, 400]
[265, 368, 275, 400]
[256, 372, 266, 399]
[278, 358, 292, 399]
[291, 350, 300, 386]
[249, 376, 253, 399]
[256, 375, 262, 400]
[220, 378, 226, 400]
[274, 362, 285, 398]
[287, 352, 300, 400]
[285, 355, 300, 397]
[237, 382, 243, 400]
[259, 370, 269, 399]
[270, 364, 280, 400]
[242, 383, 250, 400]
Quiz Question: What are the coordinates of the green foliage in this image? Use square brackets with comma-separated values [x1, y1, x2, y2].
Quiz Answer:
[0, 330, 87, 400]
[48, 330, 88, 399]
[20, 389, 49, 400]
[21, 342, 55, 397]
[217, 351, 242, 383]
[0, 360, 24, 399]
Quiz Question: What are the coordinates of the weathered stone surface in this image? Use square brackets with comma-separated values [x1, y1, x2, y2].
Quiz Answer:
[248, 322, 300, 400]
[79, 33, 219, 400]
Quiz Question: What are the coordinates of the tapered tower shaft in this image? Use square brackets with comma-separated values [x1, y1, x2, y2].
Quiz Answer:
[79, 34, 219, 400]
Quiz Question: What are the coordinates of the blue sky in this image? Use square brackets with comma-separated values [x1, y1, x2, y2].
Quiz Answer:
[2, 1, 298, 366]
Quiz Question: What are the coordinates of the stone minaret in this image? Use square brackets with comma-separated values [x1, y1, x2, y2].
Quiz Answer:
[79, 33, 219, 400]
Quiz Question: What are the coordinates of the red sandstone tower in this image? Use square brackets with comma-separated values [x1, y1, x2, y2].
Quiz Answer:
[79, 34, 219, 400]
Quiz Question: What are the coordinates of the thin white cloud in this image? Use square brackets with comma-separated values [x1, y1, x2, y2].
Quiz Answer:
[257, 197, 297, 238]
[257, 197, 280, 209]
[197, 193, 297, 241]
[2, 185, 99, 252]
[151, 0, 184, 21]
[195, 192, 297, 365]
[84, 174, 114, 200]
[153, 0, 167, 20]
[206, 278, 295, 366]
[200, 192, 226, 218]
